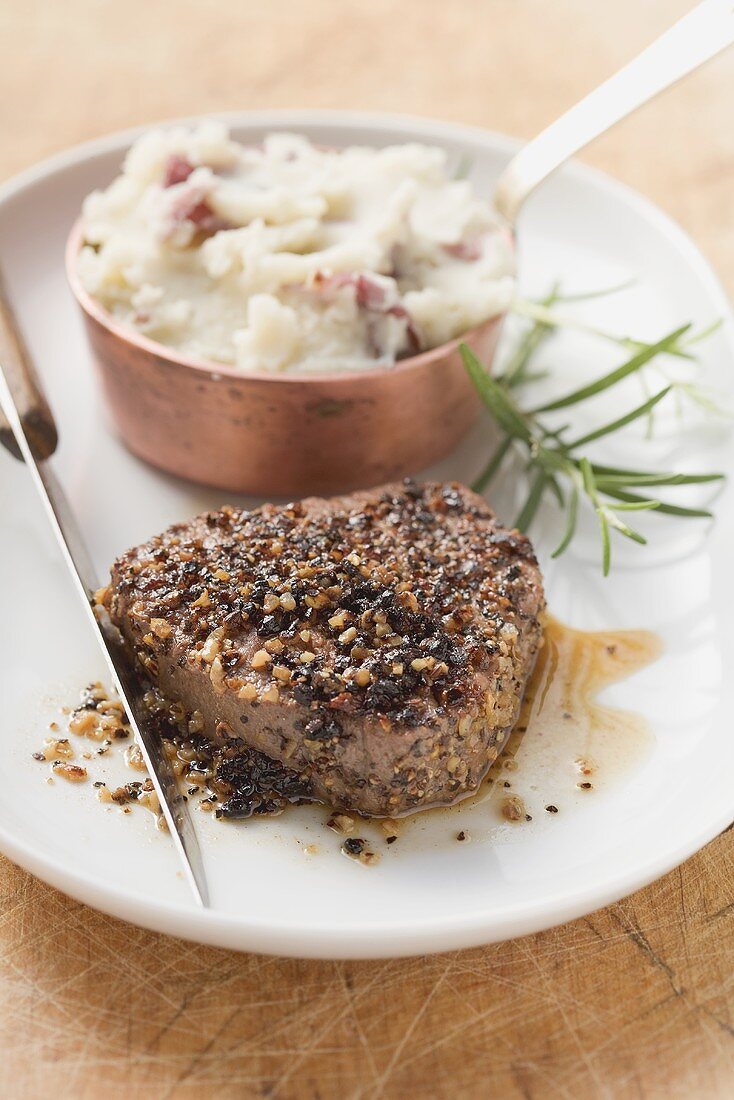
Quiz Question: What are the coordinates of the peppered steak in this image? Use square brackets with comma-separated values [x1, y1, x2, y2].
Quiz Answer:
[104, 481, 545, 817]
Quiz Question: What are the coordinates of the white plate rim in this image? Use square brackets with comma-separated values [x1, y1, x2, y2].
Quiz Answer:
[1, 108, 733, 958]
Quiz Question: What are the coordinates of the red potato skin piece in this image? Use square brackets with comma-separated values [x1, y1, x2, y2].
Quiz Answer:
[163, 154, 195, 188]
[311, 272, 422, 354]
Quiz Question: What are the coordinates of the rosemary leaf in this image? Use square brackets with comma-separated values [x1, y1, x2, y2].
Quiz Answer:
[544, 279, 636, 303]
[609, 499, 661, 512]
[594, 471, 723, 488]
[515, 470, 548, 530]
[453, 153, 474, 180]
[589, 462, 658, 478]
[604, 510, 647, 545]
[500, 283, 561, 387]
[471, 435, 513, 493]
[600, 486, 714, 518]
[567, 387, 672, 448]
[551, 486, 579, 559]
[600, 511, 612, 576]
[684, 317, 724, 346]
[461, 346, 532, 441]
[532, 325, 690, 413]
[546, 473, 566, 508]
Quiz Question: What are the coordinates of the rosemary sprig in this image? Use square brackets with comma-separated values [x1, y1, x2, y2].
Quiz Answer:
[512, 296, 720, 362]
[461, 299, 726, 575]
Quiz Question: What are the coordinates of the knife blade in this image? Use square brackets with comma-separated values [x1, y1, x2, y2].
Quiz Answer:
[0, 322, 209, 908]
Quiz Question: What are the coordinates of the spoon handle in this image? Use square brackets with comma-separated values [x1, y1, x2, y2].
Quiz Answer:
[494, 0, 734, 225]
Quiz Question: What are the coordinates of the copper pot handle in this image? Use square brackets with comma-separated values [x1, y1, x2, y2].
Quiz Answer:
[0, 271, 58, 461]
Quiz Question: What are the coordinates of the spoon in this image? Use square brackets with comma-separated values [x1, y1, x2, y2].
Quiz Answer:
[494, 0, 734, 226]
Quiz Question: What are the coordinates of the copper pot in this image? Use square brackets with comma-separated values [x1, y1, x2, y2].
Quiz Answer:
[66, 222, 507, 497]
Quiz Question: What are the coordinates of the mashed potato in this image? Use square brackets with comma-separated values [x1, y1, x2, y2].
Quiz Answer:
[78, 122, 514, 373]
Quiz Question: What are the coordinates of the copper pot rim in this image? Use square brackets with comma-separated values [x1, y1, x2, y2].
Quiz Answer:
[65, 219, 514, 385]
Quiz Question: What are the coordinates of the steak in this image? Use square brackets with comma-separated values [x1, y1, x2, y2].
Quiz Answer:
[104, 480, 545, 817]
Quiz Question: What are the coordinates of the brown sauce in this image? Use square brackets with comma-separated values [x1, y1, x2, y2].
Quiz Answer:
[426, 614, 663, 833]
[513, 614, 660, 772]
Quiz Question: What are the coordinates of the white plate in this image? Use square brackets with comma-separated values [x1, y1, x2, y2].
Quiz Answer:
[1, 111, 733, 959]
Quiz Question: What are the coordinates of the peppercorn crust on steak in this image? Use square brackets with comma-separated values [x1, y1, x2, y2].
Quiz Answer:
[105, 481, 545, 817]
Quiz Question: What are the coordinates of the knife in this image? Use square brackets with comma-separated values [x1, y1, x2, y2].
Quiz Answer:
[0, 275, 209, 907]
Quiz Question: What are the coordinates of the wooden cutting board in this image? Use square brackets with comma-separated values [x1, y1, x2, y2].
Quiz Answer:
[0, 1, 732, 1095]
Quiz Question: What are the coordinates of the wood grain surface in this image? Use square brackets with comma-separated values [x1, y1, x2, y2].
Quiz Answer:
[0, 1, 732, 1096]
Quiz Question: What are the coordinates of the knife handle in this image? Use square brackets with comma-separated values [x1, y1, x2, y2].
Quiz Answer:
[0, 274, 58, 461]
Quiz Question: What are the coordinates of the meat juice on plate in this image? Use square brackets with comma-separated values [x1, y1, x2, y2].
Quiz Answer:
[35, 617, 661, 863]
